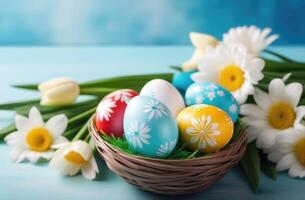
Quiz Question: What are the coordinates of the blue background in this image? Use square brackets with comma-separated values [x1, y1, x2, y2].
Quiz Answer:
[0, 0, 304, 45]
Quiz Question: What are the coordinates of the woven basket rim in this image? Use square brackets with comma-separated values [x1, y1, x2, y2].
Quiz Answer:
[89, 115, 246, 163]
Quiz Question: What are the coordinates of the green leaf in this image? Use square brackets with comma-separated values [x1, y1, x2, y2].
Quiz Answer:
[0, 123, 16, 140]
[15, 98, 99, 116]
[260, 151, 277, 180]
[264, 49, 302, 64]
[170, 66, 183, 72]
[240, 142, 261, 192]
[263, 58, 305, 72]
[12, 84, 38, 90]
[79, 73, 173, 88]
[0, 99, 40, 110]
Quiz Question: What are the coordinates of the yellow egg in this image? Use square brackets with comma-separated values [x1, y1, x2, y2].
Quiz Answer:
[177, 104, 234, 153]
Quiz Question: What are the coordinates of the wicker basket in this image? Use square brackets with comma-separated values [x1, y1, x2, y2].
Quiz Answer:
[89, 117, 247, 195]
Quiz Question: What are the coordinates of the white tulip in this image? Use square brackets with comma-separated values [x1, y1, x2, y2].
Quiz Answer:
[182, 32, 218, 72]
[39, 77, 80, 106]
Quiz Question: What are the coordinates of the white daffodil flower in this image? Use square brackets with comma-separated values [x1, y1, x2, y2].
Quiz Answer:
[241, 78, 305, 150]
[182, 32, 218, 72]
[268, 130, 305, 178]
[39, 77, 80, 106]
[4, 107, 68, 163]
[49, 140, 99, 180]
[223, 26, 279, 56]
[191, 44, 265, 104]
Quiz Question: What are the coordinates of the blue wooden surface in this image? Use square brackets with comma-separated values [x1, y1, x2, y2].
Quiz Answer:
[0, 46, 305, 200]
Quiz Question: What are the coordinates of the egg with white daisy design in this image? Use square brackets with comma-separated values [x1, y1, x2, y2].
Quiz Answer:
[95, 89, 138, 137]
[124, 96, 178, 158]
[177, 104, 234, 153]
[185, 82, 239, 122]
[140, 79, 185, 116]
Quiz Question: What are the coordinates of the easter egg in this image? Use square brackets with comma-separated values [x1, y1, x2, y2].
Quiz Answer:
[177, 104, 234, 153]
[124, 96, 178, 158]
[95, 89, 138, 137]
[140, 79, 185, 116]
[185, 82, 239, 122]
[172, 71, 195, 94]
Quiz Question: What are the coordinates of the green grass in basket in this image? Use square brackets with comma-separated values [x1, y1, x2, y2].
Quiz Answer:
[101, 120, 243, 160]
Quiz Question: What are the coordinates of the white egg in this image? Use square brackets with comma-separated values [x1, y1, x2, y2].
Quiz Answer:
[140, 79, 185, 116]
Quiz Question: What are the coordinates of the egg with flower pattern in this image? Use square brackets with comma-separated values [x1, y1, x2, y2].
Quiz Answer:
[177, 104, 234, 153]
[140, 79, 185, 116]
[185, 82, 239, 122]
[95, 89, 138, 137]
[124, 96, 178, 158]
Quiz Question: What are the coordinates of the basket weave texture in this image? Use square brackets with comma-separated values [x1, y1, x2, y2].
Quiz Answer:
[89, 118, 247, 195]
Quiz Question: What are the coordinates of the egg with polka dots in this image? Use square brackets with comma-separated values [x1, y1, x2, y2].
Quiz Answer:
[185, 82, 239, 122]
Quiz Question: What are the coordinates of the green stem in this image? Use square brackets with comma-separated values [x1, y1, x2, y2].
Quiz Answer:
[68, 106, 96, 124]
[72, 117, 92, 141]
[186, 149, 199, 159]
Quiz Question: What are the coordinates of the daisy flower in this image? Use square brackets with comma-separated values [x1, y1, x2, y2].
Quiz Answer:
[192, 45, 265, 104]
[49, 140, 99, 180]
[223, 26, 279, 56]
[240, 78, 305, 149]
[268, 130, 305, 178]
[4, 107, 68, 163]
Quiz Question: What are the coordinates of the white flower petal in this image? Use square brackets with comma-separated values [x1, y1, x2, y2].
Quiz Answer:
[46, 114, 68, 136]
[285, 82, 303, 108]
[256, 129, 277, 149]
[268, 79, 286, 103]
[246, 126, 260, 143]
[253, 88, 271, 111]
[26, 151, 42, 163]
[15, 115, 30, 132]
[294, 106, 305, 130]
[288, 163, 305, 178]
[276, 153, 296, 171]
[81, 158, 98, 180]
[4, 131, 25, 146]
[240, 104, 266, 119]
[9, 146, 26, 163]
[52, 136, 69, 148]
[29, 106, 44, 127]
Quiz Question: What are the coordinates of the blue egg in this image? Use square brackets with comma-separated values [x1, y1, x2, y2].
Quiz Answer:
[124, 96, 178, 158]
[172, 71, 196, 95]
[185, 82, 240, 122]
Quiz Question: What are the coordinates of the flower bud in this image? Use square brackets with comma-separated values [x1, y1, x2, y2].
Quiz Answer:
[39, 77, 80, 106]
[190, 32, 218, 49]
[182, 32, 218, 72]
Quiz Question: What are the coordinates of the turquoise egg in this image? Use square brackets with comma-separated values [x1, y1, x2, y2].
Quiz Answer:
[172, 71, 196, 94]
[185, 82, 239, 122]
[124, 96, 178, 158]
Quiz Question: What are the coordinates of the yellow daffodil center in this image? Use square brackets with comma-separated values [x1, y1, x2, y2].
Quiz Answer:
[64, 151, 87, 165]
[294, 137, 305, 167]
[219, 64, 245, 91]
[268, 102, 296, 130]
[26, 127, 52, 152]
